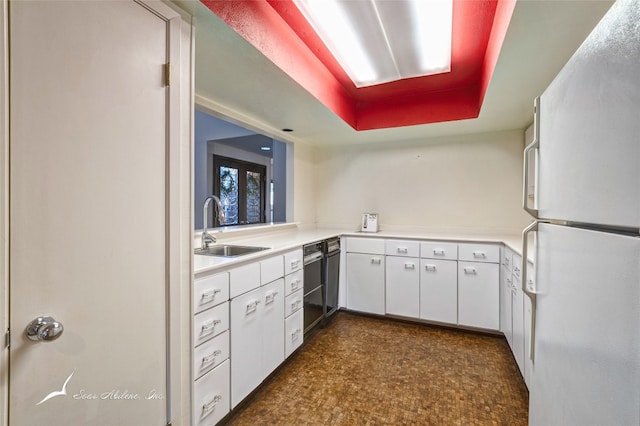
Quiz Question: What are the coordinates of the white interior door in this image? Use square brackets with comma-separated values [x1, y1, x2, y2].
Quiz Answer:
[9, 2, 170, 424]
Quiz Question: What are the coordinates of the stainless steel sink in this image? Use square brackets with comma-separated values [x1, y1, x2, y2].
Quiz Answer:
[194, 245, 270, 257]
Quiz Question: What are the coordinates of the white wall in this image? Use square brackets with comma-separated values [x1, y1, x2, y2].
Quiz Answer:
[314, 130, 530, 233]
[292, 141, 317, 225]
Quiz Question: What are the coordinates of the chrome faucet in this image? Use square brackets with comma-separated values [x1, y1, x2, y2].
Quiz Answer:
[201, 195, 225, 249]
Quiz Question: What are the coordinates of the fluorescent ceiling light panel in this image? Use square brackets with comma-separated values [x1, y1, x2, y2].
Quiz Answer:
[294, 0, 453, 87]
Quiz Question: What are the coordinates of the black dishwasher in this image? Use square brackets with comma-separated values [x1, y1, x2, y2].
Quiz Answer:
[303, 241, 324, 335]
[324, 237, 340, 318]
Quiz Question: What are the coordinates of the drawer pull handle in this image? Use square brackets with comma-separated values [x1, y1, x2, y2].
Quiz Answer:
[433, 249, 445, 256]
[246, 300, 260, 314]
[201, 289, 221, 302]
[291, 328, 302, 341]
[291, 300, 301, 310]
[200, 319, 221, 336]
[371, 258, 382, 265]
[425, 264, 437, 272]
[202, 395, 222, 417]
[265, 291, 278, 304]
[404, 262, 415, 270]
[472, 251, 487, 258]
[514, 266, 521, 273]
[290, 279, 301, 291]
[463, 267, 477, 275]
[506, 277, 512, 285]
[201, 350, 222, 366]
[291, 259, 301, 269]
[397, 247, 408, 254]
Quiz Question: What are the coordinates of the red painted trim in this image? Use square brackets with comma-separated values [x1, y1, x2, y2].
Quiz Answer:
[200, 0, 512, 131]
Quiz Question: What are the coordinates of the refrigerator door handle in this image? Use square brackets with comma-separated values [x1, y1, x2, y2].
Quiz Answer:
[522, 220, 539, 361]
[523, 97, 540, 218]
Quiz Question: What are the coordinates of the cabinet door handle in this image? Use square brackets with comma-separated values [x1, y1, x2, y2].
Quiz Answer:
[265, 291, 278, 305]
[200, 319, 221, 336]
[290, 278, 301, 291]
[371, 257, 382, 265]
[397, 247, 408, 254]
[425, 264, 437, 272]
[463, 267, 477, 275]
[433, 249, 445, 256]
[246, 300, 260, 314]
[290, 259, 301, 269]
[472, 251, 487, 259]
[201, 349, 222, 366]
[404, 262, 415, 270]
[200, 288, 221, 302]
[202, 395, 222, 417]
[291, 328, 302, 341]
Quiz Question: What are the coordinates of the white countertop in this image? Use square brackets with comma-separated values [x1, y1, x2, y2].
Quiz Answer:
[194, 225, 527, 276]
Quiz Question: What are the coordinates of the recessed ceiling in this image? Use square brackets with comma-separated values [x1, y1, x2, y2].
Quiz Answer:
[200, 0, 513, 130]
[174, 0, 613, 146]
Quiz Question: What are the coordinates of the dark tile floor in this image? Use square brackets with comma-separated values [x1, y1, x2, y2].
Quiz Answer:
[225, 312, 529, 425]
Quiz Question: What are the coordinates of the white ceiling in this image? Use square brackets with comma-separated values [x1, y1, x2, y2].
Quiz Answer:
[175, 0, 614, 147]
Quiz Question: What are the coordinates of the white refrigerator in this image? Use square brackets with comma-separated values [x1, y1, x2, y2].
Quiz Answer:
[522, 0, 640, 425]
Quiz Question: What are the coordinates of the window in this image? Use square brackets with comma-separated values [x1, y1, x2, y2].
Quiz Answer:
[213, 155, 267, 226]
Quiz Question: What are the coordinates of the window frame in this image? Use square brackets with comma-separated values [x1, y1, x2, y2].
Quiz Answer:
[212, 155, 267, 226]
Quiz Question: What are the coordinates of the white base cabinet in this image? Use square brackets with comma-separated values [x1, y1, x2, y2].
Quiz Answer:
[230, 278, 285, 408]
[420, 259, 457, 324]
[458, 262, 499, 330]
[346, 252, 385, 314]
[193, 360, 230, 426]
[385, 256, 419, 317]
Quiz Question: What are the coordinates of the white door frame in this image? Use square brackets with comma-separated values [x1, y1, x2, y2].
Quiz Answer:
[0, 1, 194, 425]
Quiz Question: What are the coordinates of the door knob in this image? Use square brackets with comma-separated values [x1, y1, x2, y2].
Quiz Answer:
[25, 316, 64, 342]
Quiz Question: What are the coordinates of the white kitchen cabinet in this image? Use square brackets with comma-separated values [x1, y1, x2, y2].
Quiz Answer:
[459, 243, 501, 263]
[511, 254, 525, 376]
[193, 330, 229, 380]
[285, 308, 304, 358]
[346, 252, 385, 314]
[458, 261, 499, 330]
[193, 360, 230, 426]
[229, 262, 261, 298]
[230, 285, 263, 408]
[194, 272, 229, 314]
[284, 269, 303, 296]
[260, 255, 284, 285]
[524, 261, 535, 388]
[193, 302, 229, 347]
[385, 239, 420, 257]
[500, 246, 514, 345]
[420, 241, 458, 260]
[420, 258, 458, 324]
[346, 237, 385, 255]
[261, 278, 285, 379]
[385, 255, 419, 318]
[284, 248, 303, 275]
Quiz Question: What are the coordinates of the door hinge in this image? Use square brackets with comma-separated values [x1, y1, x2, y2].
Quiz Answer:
[5, 329, 10, 349]
[165, 62, 171, 87]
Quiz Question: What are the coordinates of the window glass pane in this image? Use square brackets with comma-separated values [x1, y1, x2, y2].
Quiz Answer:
[220, 166, 238, 225]
[246, 171, 262, 223]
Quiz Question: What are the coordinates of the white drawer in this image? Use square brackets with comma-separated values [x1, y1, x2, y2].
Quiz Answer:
[284, 269, 304, 296]
[385, 239, 420, 257]
[193, 330, 229, 380]
[458, 243, 500, 263]
[260, 255, 284, 285]
[194, 272, 229, 314]
[284, 249, 303, 275]
[285, 308, 304, 358]
[345, 237, 385, 255]
[285, 289, 303, 317]
[229, 262, 260, 298]
[193, 359, 230, 426]
[512, 253, 523, 280]
[194, 302, 229, 347]
[420, 241, 458, 260]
